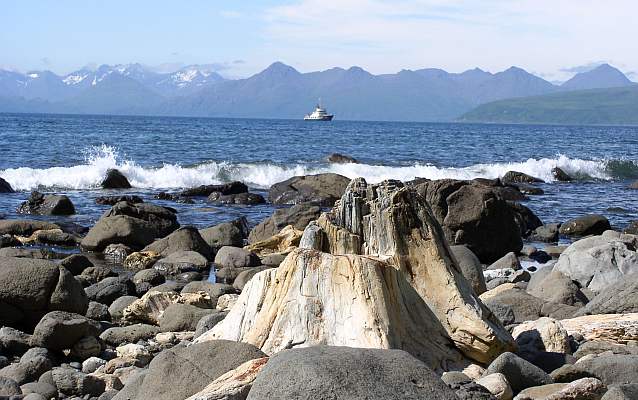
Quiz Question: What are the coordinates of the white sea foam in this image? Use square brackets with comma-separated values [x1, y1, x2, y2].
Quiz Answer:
[0, 145, 623, 191]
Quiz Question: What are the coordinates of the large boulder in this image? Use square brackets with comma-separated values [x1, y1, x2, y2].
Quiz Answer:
[113, 340, 265, 400]
[575, 273, 638, 315]
[17, 191, 75, 215]
[485, 352, 553, 394]
[526, 268, 589, 307]
[450, 245, 487, 295]
[559, 214, 611, 237]
[142, 227, 211, 259]
[30, 311, 101, 351]
[248, 203, 321, 243]
[416, 179, 524, 263]
[0, 347, 54, 385]
[576, 354, 638, 386]
[480, 285, 545, 323]
[102, 201, 179, 237]
[268, 173, 351, 206]
[180, 181, 248, 197]
[214, 246, 260, 268]
[158, 303, 217, 332]
[199, 220, 245, 251]
[200, 178, 514, 367]
[101, 169, 132, 189]
[247, 346, 458, 400]
[81, 215, 159, 251]
[0, 257, 88, 328]
[554, 232, 638, 293]
[0, 177, 14, 193]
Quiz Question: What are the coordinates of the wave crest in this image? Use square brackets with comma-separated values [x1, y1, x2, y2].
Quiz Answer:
[0, 146, 634, 191]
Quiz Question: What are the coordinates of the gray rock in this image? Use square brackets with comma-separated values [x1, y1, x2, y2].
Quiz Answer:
[133, 269, 165, 286]
[487, 252, 521, 270]
[20, 381, 57, 399]
[60, 254, 93, 275]
[0, 219, 60, 236]
[483, 287, 544, 323]
[0, 258, 88, 328]
[108, 295, 138, 321]
[502, 171, 544, 184]
[103, 201, 179, 238]
[509, 269, 530, 283]
[575, 272, 638, 315]
[554, 233, 638, 293]
[624, 221, 638, 235]
[207, 192, 265, 205]
[82, 357, 107, 374]
[17, 191, 75, 215]
[527, 269, 588, 306]
[159, 304, 217, 332]
[181, 281, 234, 306]
[85, 276, 136, 305]
[327, 153, 358, 163]
[180, 181, 248, 197]
[199, 220, 245, 251]
[450, 245, 487, 295]
[116, 340, 265, 400]
[0, 376, 21, 396]
[550, 364, 596, 383]
[194, 312, 227, 338]
[31, 311, 101, 351]
[233, 266, 271, 291]
[101, 169, 132, 189]
[577, 354, 638, 386]
[153, 250, 209, 275]
[0, 348, 54, 384]
[530, 223, 561, 243]
[104, 243, 133, 263]
[268, 173, 351, 207]
[78, 266, 117, 286]
[559, 215, 611, 236]
[51, 366, 106, 397]
[247, 346, 458, 400]
[100, 324, 160, 346]
[81, 215, 160, 252]
[86, 301, 110, 321]
[214, 246, 260, 268]
[485, 352, 553, 393]
[143, 227, 211, 260]
[260, 253, 287, 267]
[574, 341, 638, 359]
[602, 384, 638, 400]
[248, 203, 322, 243]
[0, 327, 31, 356]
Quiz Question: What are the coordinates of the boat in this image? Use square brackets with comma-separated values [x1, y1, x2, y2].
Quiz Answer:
[304, 99, 334, 121]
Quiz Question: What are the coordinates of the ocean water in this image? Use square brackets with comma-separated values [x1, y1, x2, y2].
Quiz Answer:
[1, 113, 637, 232]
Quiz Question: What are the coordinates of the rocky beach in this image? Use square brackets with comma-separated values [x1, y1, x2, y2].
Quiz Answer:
[1, 157, 638, 400]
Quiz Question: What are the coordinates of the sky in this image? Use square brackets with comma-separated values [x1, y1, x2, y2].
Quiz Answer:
[1, 0, 637, 81]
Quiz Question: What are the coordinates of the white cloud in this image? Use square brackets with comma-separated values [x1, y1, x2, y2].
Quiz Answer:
[262, 0, 638, 80]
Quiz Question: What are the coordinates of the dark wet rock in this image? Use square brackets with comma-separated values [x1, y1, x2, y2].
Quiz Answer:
[0, 258, 88, 328]
[559, 214, 611, 236]
[248, 346, 457, 400]
[0, 178, 14, 193]
[31, 311, 101, 351]
[233, 266, 271, 291]
[194, 312, 228, 338]
[81, 215, 159, 252]
[115, 340, 265, 400]
[552, 167, 573, 182]
[577, 354, 638, 386]
[448, 380, 497, 400]
[86, 301, 110, 321]
[103, 201, 179, 238]
[529, 250, 552, 264]
[327, 153, 358, 163]
[133, 269, 165, 286]
[527, 269, 588, 307]
[0, 220, 60, 236]
[268, 173, 351, 206]
[95, 195, 143, 205]
[623, 221, 638, 235]
[450, 245, 487, 295]
[108, 295, 139, 321]
[501, 171, 544, 184]
[575, 273, 638, 315]
[0, 347, 54, 385]
[214, 267, 244, 284]
[101, 169, 132, 189]
[199, 219, 246, 251]
[0, 234, 21, 248]
[52, 366, 106, 396]
[175, 271, 203, 283]
[158, 304, 217, 332]
[153, 250, 209, 275]
[514, 184, 544, 196]
[485, 352, 553, 393]
[60, 254, 93, 275]
[0, 327, 31, 356]
[530, 223, 561, 243]
[508, 201, 543, 237]
[78, 266, 117, 286]
[416, 179, 524, 263]
[180, 181, 248, 197]
[214, 246, 260, 268]
[143, 227, 212, 259]
[100, 324, 160, 346]
[17, 191, 76, 215]
[85, 276, 136, 306]
[154, 191, 194, 203]
[206, 191, 266, 205]
[248, 203, 321, 243]
[0, 246, 61, 259]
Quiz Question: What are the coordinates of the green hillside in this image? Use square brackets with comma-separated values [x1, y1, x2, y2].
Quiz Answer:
[458, 85, 638, 125]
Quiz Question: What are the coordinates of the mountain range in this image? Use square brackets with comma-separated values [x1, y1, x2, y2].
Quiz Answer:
[0, 62, 634, 122]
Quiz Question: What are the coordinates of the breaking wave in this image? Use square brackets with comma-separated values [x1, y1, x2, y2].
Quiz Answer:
[0, 145, 635, 191]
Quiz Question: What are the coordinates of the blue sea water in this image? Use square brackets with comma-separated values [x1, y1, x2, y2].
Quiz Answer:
[1, 113, 637, 232]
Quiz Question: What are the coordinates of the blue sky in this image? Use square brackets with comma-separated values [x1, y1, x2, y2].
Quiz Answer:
[2, 0, 637, 81]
